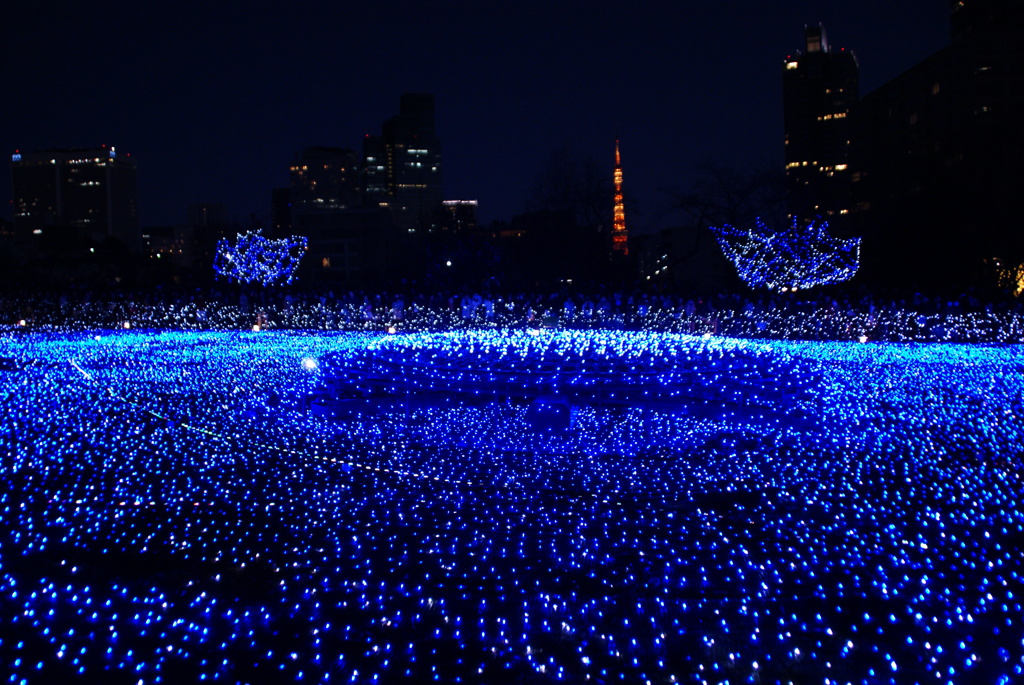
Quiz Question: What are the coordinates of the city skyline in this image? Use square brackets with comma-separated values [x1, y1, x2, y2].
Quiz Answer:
[4, 2, 948, 232]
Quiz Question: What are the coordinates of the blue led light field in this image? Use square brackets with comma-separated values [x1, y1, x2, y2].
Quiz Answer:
[1, 328, 1022, 684]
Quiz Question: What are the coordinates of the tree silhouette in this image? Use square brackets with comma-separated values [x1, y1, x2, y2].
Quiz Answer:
[524, 145, 614, 230]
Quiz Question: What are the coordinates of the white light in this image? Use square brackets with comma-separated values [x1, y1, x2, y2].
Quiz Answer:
[302, 357, 318, 370]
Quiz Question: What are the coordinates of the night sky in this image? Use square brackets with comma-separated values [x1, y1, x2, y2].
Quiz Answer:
[4, 1, 948, 232]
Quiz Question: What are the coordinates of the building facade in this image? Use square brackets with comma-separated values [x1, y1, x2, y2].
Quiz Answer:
[12, 146, 139, 250]
[290, 146, 360, 214]
[782, 25, 859, 224]
[362, 94, 443, 232]
[849, 0, 1024, 287]
[273, 144, 405, 285]
[433, 200, 479, 233]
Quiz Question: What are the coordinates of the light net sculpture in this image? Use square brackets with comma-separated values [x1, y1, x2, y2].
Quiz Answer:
[711, 217, 860, 292]
[213, 230, 308, 286]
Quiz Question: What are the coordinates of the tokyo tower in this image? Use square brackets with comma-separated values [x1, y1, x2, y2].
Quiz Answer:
[612, 139, 628, 256]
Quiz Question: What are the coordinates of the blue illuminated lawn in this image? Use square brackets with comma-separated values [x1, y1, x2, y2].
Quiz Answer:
[1, 329, 1022, 684]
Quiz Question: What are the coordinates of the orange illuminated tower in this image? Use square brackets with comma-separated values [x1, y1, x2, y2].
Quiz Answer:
[612, 139, 628, 256]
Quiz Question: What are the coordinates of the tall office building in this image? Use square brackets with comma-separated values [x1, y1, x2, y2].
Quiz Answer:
[434, 200, 479, 232]
[287, 145, 391, 286]
[782, 25, 859, 222]
[849, 0, 1024, 287]
[290, 146, 360, 214]
[11, 145, 139, 249]
[362, 93, 443, 232]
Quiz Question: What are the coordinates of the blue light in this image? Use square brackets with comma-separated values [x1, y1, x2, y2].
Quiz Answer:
[213, 230, 307, 286]
[711, 216, 861, 292]
[0, 327, 1022, 683]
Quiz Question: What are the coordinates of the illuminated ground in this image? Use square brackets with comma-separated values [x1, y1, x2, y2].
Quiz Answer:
[1, 329, 1023, 684]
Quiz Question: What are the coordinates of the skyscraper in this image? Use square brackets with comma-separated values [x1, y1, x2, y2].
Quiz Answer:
[11, 145, 139, 249]
[434, 200, 479, 233]
[782, 25, 859, 222]
[362, 94, 443, 232]
[290, 146, 360, 214]
[286, 144, 398, 286]
[612, 139, 628, 256]
[849, 0, 1024, 287]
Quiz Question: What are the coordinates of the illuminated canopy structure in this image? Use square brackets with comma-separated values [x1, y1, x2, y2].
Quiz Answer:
[711, 216, 861, 292]
[213, 229, 308, 286]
